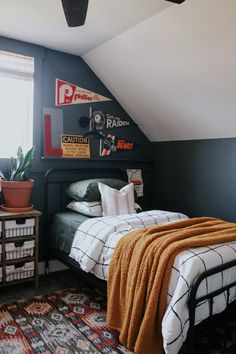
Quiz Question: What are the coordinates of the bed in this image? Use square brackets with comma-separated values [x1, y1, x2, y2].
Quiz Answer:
[44, 168, 236, 354]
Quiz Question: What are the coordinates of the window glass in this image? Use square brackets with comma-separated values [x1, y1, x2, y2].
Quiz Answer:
[0, 50, 34, 158]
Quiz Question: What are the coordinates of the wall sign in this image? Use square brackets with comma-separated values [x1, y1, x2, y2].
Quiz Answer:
[44, 113, 63, 157]
[127, 169, 144, 197]
[61, 134, 90, 158]
[92, 109, 135, 131]
[55, 79, 112, 106]
[99, 134, 135, 157]
[100, 134, 116, 156]
[116, 140, 134, 150]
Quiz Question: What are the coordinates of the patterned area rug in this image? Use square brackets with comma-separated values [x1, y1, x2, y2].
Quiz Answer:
[0, 287, 131, 354]
[0, 286, 236, 354]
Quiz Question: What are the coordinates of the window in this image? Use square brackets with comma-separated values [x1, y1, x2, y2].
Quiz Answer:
[0, 50, 34, 158]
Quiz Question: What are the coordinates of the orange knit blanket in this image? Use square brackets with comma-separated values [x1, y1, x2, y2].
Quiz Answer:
[107, 217, 236, 354]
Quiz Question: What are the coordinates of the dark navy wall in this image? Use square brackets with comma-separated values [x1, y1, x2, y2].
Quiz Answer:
[42, 49, 150, 160]
[152, 138, 236, 222]
[0, 36, 152, 260]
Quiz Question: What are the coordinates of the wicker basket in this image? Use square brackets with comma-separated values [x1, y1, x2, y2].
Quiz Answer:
[5, 218, 35, 238]
[5, 261, 34, 282]
[5, 240, 35, 260]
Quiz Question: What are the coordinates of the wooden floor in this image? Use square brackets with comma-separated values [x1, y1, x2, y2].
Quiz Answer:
[0, 269, 88, 304]
[0, 270, 234, 353]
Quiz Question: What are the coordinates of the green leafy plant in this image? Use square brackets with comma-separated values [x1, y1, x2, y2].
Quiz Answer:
[0, 146, 35, 181]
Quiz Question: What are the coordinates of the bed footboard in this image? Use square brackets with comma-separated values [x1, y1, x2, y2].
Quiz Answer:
[187, 258, 236, 353]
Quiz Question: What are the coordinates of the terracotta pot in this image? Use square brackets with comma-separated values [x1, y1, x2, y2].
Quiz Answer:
[1, 179, 34, 208]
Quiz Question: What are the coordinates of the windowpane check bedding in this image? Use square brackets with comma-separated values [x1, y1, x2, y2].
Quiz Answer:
[69, 210, 236, 354]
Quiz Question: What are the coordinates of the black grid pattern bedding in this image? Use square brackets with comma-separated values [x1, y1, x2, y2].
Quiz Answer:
[69, 210, 188, 279]
[69, 210, 236, 354]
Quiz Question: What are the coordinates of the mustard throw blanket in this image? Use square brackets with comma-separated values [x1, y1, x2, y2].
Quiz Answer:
[107, 217, 236, 354]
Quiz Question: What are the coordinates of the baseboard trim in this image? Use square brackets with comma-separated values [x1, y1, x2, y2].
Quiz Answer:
[38, 260, 68, 275]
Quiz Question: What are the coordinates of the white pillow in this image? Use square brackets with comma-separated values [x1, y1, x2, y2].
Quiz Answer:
[67, 201, 102, 217]
[67, 200, 142, 217]
[98, 182, 136, 216]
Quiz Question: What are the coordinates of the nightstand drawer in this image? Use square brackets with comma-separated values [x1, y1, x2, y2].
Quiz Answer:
[5, 218, 35, 238]
[5, 240, 35, 260]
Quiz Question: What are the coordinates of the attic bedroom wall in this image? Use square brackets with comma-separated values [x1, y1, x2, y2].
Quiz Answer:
[152, 139, 236, 222]
[83, 0, 236, 222]
[0, 36, 151, 260]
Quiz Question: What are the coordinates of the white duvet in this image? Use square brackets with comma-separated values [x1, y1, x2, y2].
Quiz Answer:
[69, 210, 236, 354]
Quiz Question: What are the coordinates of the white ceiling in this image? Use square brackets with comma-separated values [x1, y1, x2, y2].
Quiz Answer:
[84, 0, 236, 141]
[0, 0, 171, 56]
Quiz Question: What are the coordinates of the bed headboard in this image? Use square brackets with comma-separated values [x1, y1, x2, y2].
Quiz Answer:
[44, 163, 154, 232]
[44, 167, 126, 221]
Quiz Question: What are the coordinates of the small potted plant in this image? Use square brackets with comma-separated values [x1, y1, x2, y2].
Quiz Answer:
[0, 146, 35, 211]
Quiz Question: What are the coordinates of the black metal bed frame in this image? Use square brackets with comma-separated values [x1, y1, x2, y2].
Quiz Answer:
[187, 258, 236, 353]
[44, 168, 236, 353]
[44, 167, 125, 217]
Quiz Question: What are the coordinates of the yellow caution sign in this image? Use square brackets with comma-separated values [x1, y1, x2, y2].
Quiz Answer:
[61, 134, 90, 158]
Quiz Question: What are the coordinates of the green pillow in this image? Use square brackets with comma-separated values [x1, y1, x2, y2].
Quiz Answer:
[65, 178, 128, 202]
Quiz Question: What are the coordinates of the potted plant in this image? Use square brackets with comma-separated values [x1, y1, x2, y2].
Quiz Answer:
[0, 146, 35, 211]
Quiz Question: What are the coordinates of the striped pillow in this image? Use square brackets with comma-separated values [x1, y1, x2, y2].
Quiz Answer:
[98, 182, 136, 216]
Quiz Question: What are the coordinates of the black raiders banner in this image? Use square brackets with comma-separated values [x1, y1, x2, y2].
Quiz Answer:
[92, 110, 135, 130]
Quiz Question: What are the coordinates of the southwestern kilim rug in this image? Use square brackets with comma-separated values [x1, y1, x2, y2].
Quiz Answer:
[0, 286, 236, 354]
[0, 287, 132, 354]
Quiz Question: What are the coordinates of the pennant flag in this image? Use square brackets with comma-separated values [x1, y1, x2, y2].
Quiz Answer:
[55, 79, 112, 106]
[43, 111, 63, 157]
[99, 133, 135, 157]
[100, 133, 116, 156]
[92, 110, 135, 130]
[116, 139, 134, 151]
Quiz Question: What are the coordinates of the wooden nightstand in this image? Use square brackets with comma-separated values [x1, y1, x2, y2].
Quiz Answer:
[0, 209, 41, 288]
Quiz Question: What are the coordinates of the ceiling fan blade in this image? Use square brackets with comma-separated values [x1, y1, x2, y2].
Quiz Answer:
[165, 0, 186, 3]
[61, 0, 89, 27]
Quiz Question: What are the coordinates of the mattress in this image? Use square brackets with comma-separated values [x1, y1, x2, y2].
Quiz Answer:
[49, 211, 90, 254]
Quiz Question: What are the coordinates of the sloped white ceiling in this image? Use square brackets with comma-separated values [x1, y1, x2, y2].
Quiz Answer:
[0, 0, 171, 56]
[84, 0, 236, 141]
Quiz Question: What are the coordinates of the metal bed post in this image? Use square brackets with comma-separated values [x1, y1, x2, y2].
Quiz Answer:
[187, 258, 236, 352]
[44, 169, 53, 275]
